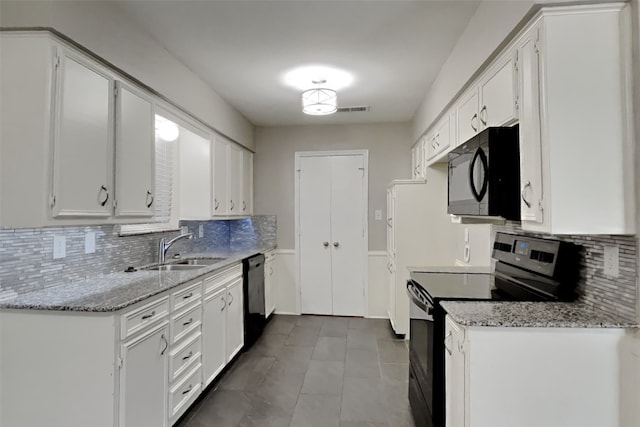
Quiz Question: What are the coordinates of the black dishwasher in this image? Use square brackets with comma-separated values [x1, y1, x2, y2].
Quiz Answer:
[243, 253, 265, 348]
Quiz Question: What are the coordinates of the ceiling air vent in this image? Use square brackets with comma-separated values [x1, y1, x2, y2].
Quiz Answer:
[336, 106, 370, 113]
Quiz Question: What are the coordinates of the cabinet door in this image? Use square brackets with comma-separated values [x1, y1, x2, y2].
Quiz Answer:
[241, 149, 253, 215]
[52, 50, 113, 218]
[435, 116, 451, 155]
[479, 53, 517, 129]
[115, 82, 154, 217]
[227, 144, 242, 215]
[202, 288, 226, 386]
[517, 25, 545, 225]
[225, 279, 244, 361]
[386, 255, 396, 327]
[445, 317, 466, 427]
[179, 129, 212, 219]
[212, 137, 228, 215]
[456, 90, 479, 145]
[120, 321, 169, 427]
[264, 254, 277, 317]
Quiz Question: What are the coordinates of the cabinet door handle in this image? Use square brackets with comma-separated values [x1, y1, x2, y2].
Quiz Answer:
[480, 105, 487, 125]
[333, 242, 340, 248]
[220, 296, 226, 311]
[183, 318, 193, 327]
[99, 185, 109, 206]
[471, 113, 478, 132]
[214, 198, 219, 211]
[323, 241, 329, 247]
[182, 350, 193, 361]
[444, 331, 453, 356]
[146, 190, 154, 208]
[242, 201, 246, 212]
[230, 200, 235, 211]
[228, 292, 233, 306]
[160, 333, 168, 356]
[521, 181, 532, 208]
[182, 384, 193, 395]
[141, 310, 156, 320]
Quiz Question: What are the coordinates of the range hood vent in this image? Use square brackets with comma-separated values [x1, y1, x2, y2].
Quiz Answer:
[336, 106, 370, 113]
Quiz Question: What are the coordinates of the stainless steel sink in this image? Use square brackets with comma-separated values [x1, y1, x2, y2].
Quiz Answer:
[144, 264, 205, 271]
[177, 258, 226, 266]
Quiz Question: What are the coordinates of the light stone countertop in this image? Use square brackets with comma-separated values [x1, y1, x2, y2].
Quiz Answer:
[441, 300, 638, 328]
[0, 244, 275, 313]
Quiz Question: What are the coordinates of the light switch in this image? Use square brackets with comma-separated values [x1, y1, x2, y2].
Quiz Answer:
[603, 245, 619, 277]
[53, 235, 66, 259]
[374, 210, 382, 221]
[85, 231, 96, 254]
[199, 225, 204, 238]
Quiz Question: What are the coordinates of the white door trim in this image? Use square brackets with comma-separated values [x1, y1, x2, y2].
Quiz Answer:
[294, 150, 369, 316]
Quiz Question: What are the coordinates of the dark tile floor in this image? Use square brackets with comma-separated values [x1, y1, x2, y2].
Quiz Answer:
[176, 314, 416, 427]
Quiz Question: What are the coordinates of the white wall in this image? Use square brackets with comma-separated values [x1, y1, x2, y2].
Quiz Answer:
[253, 122, 412, 251]
[0, 0, 255, 150]
[412, 1, 534, 141]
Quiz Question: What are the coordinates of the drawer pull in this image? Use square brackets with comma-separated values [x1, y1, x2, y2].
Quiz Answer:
[183, 318, 194, 327]
[141, 310, 156, 320]
[182, 385, 193, 395]
[182, 351, 193, 361]
[228, 292, 234, 306]
[182, 292, 193, 300]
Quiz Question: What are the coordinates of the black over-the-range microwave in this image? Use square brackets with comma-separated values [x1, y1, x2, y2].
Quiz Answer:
[447, 125, 520, 220]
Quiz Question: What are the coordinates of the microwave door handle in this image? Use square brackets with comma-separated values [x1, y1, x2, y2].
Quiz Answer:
[468, 147, 489, 202]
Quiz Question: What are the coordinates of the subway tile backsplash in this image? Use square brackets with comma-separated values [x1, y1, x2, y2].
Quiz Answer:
[494, 222, 638, 322]
[0, 215, 276, 301]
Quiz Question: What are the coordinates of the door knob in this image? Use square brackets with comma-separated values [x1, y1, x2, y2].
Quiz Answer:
[323, 242, 329, 247]
[333, 242, 340, 248]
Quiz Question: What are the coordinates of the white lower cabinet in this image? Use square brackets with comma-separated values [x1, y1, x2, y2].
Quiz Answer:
[264, 250, 277, 318]
[444, 315, 629, 427]
[0, 262, 245, 427]
[202, 264, 244, 387]
[120, 321, 170, 427]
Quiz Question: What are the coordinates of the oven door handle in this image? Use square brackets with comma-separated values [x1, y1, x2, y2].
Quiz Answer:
[406, 282, 432, 315]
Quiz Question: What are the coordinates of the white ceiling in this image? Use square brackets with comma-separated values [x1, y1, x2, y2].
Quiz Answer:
[116, 0, 480, 127]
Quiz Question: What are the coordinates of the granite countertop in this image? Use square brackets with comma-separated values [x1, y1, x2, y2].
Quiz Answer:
[0, 244, 275, 313]
[441, 300, 638, 328]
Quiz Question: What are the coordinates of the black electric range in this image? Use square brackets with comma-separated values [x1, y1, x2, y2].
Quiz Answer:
[406, 232, 580, 427]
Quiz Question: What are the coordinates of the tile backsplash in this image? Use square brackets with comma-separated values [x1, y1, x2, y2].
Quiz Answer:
[0, 215, 276, 301]
[494, 222, 638, 322]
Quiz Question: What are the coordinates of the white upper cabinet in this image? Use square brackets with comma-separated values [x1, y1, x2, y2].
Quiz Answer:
[52, 49, 114, 219]
[478, 51, 517, 129]
[516, 4, 635, 234]
[241, 149, 253, 215]
[456, 89, 479, 146]
[115, 83, 155, 217]
[179, 128, 212, 220]
[211, 137, 229, 216]
[226, 144, 242, 215]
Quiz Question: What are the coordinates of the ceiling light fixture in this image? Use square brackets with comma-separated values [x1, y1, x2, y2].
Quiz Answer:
[302, 80, 337, 116]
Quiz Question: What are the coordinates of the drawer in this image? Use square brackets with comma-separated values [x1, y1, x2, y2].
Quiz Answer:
[169, 363, 202, 422]
[169, 331, 201, 383]
[121, 296, 170, 339]
[204, 265, 242, 295]
[172, 282, 202, 312]
[171, 302, 202, 344]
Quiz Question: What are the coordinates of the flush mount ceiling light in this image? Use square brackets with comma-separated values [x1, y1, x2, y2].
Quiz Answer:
[155, 115, 180, 141]
[302, 80, 337, 116]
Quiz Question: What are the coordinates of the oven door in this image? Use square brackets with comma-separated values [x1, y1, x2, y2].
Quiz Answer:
[407, 280, 435, 425]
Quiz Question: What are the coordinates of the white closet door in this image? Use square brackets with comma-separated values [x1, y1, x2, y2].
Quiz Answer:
[299, 156, 333, 314]
[330, 155, 365, 316]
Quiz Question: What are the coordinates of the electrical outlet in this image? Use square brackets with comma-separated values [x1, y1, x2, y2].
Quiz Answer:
[199, 225, 204, 238]
[53, 235, 66, 259]
[181, 226, 189, 234]
[85, 231, 96, 254]
[374, 210, 382, 221]
[603, 245, 619, 277]
[464, 227, 470, 243]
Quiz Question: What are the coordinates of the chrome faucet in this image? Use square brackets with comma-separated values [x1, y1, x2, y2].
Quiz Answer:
[158, 233, 193, 264]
